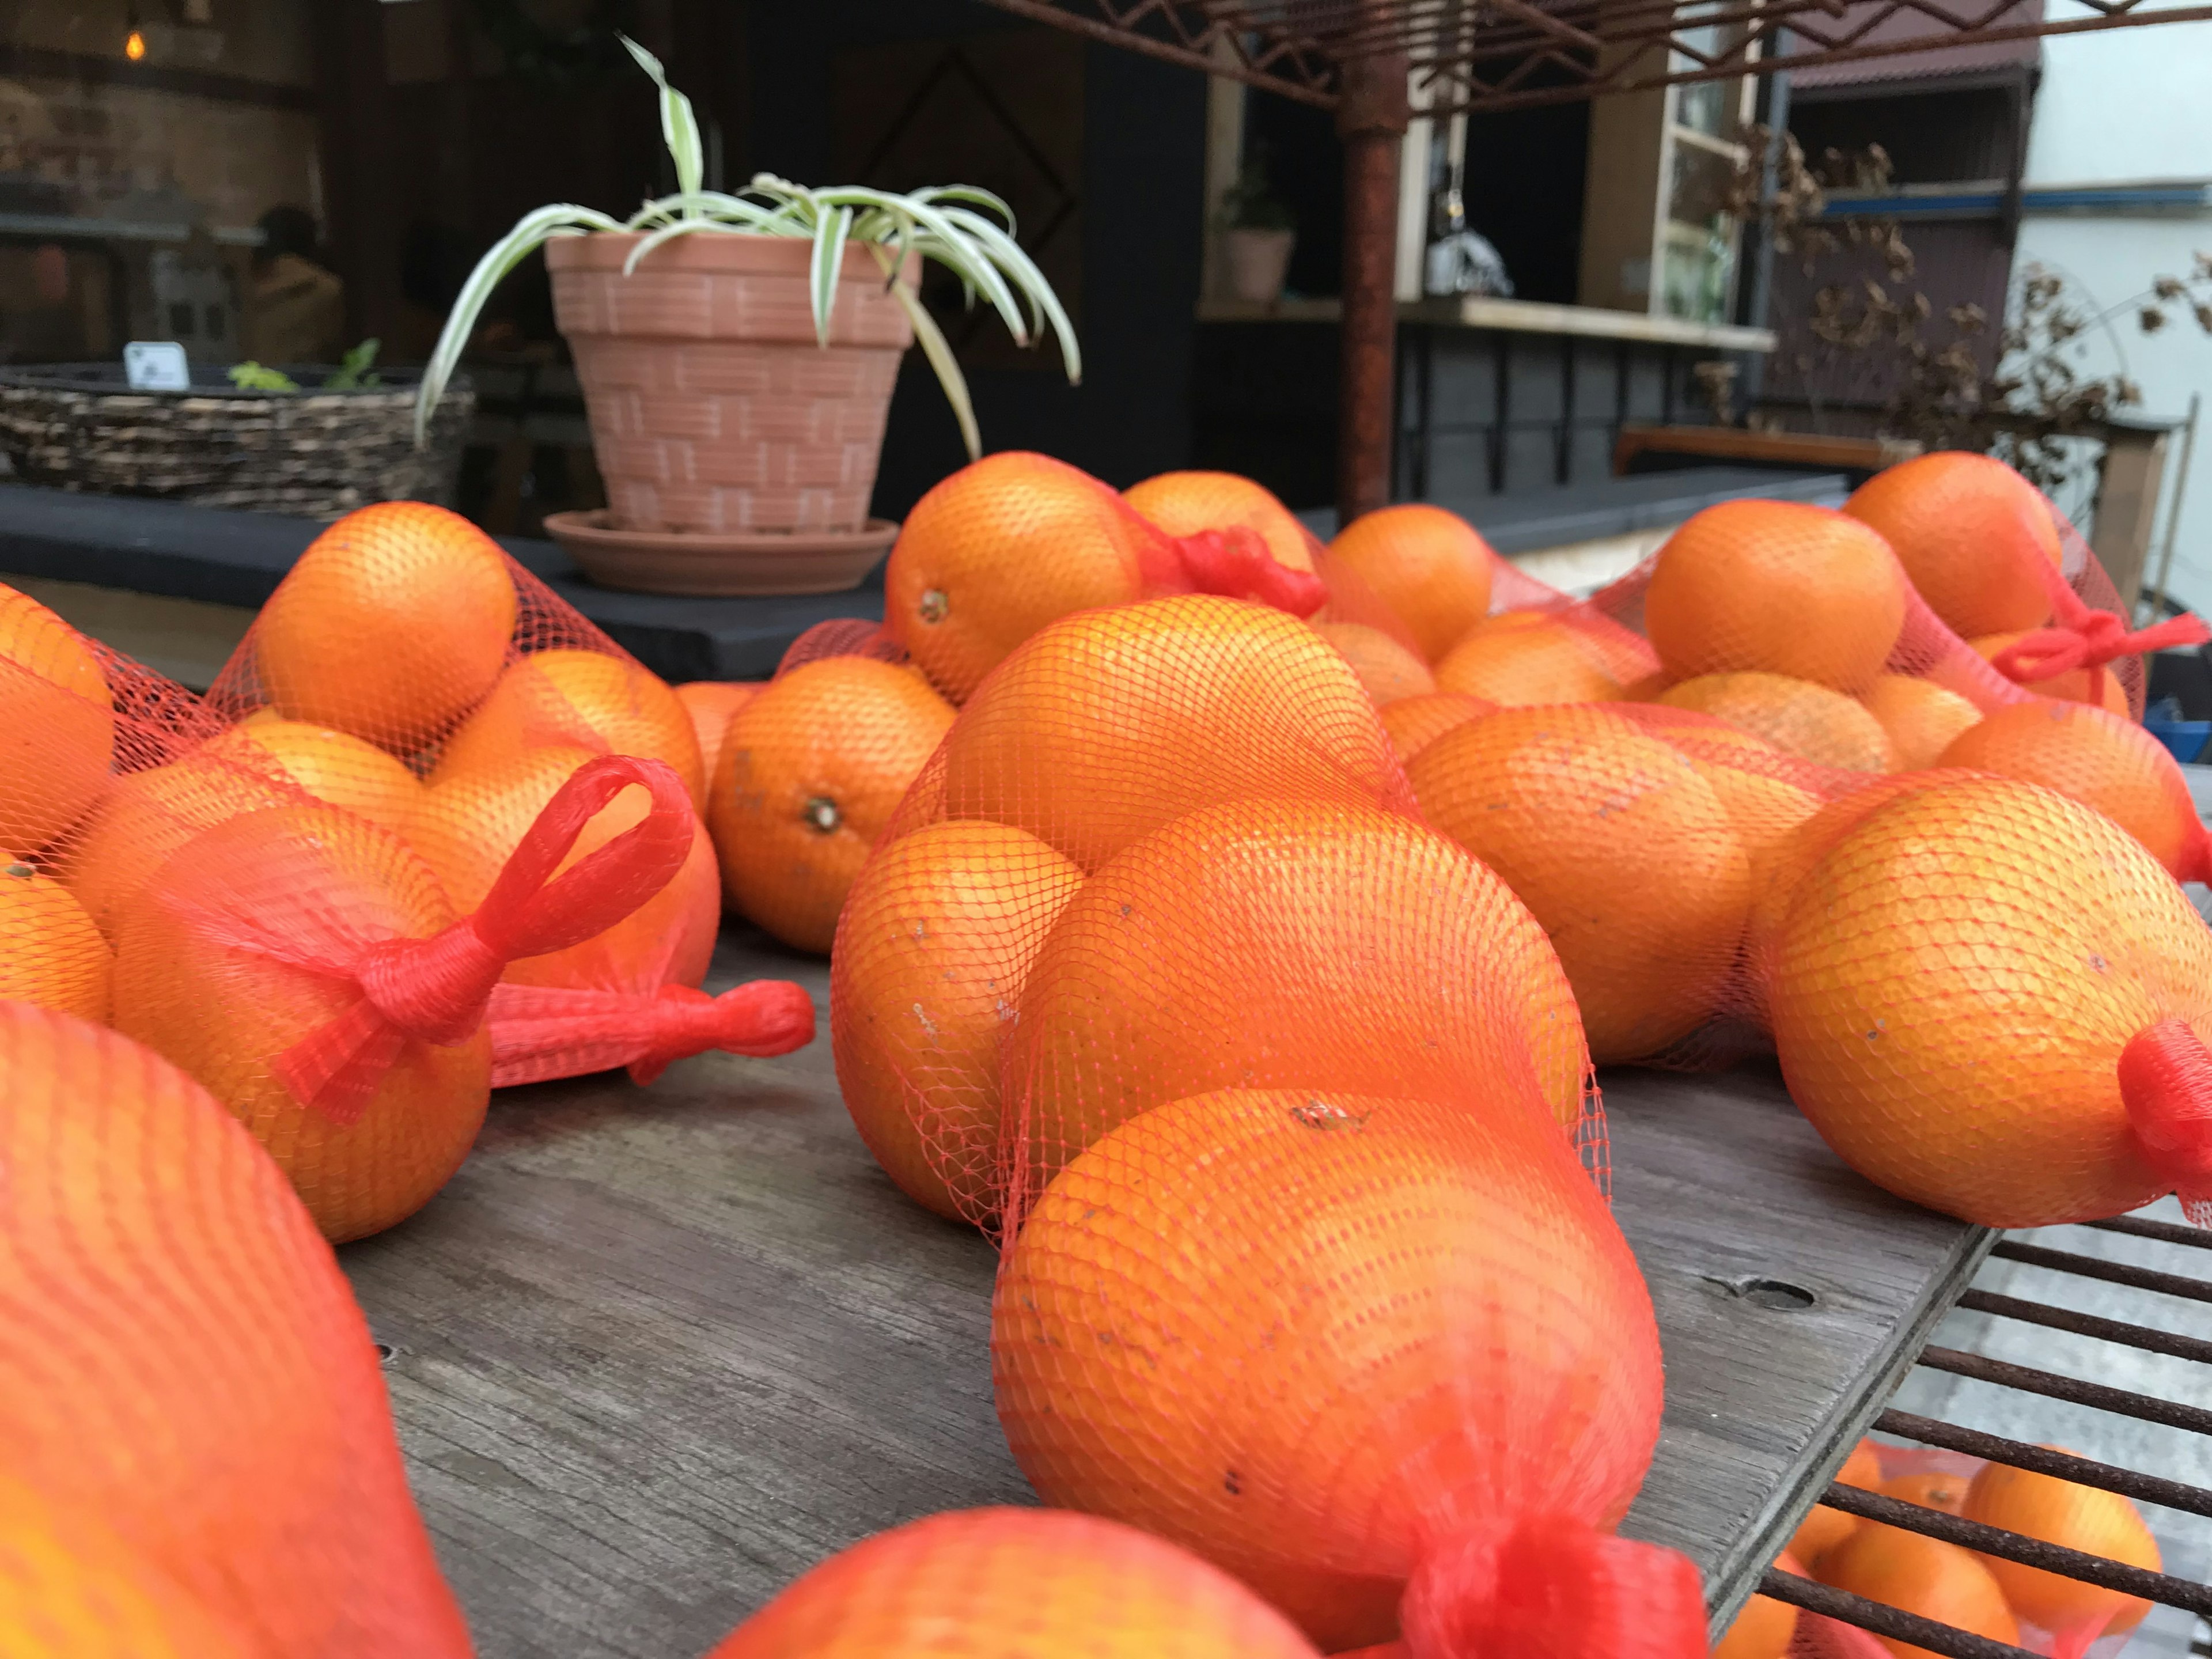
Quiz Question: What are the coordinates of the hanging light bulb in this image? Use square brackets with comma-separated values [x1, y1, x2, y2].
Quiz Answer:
[124, 27, 147, 59]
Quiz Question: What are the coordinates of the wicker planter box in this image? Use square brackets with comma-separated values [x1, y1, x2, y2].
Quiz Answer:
[0, 363, 474, 520]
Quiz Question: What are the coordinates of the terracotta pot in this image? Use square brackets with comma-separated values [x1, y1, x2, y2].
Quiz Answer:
[1223, 227, 1296, 305]
[547, 233, 915, 538]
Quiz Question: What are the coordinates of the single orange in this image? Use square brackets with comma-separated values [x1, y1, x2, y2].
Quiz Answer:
[933, 594, 1400, 873]
[407, 744, 720, 994]
[1845, 453, 2062, 639]
[204, 717, 425, 836]
[704, 1508, 1321, 1659]
[433, 647, 705, 807]
[1937, 698, 2202, 879]
[0, 861, 110, 1024]
[60, 755, 296, 941]
[1968, 632, 2131, 716]
[1645, 500, 1907, 691]
[1312, 619, 1435, 705]
[1409, 704, 1750, 1063]
[1771, 777, 2212, 1225]
[1790, 1438, 1888, 1569]
[248, 501, 517, 752]
[0, 582, 113, 855]
[1883, 1470, 1971, 1517]
[993, 1087, 1664, 1652]
[1005, 797, 1589, 1210]
[1326, 503, 1497, 662]
[673, 680, 762, 781]
[1380, 690, 1495, 766]
[709, 658, 955, 955]
[111, 802, 492, 1243]
[1815, 1523, 2018, 1659]
[831, 819, 1084, 1221]
[0, 1001, 471, 1654]
[1124, 469, 1319, 572]
[1661, 672, 1898, 772]
[1434, 611, 1624, 705]
[1625, 711, 1831, 891]
[1961, 1452, 2160, 1638]
[1714, 1551, 1808, 1659]
[885, 452, 1153, 703]
[1860, 676, 1984, 770]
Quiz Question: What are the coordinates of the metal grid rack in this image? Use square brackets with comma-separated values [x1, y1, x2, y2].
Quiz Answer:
[1756, 1214, 2212, 1659]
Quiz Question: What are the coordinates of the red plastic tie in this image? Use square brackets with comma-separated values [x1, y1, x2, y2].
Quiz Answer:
[1169, 525, 1330, 618]
[1987, 566, 2210, 691]
[486, 979, 816, 1089]
[1397, 1519, 1707, 1659]
[274, 753, 695, 1123]
[2118, 1016, 2212, 1225]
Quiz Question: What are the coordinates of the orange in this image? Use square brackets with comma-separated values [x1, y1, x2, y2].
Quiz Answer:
[992, 1087, 1665, 1652]
[248, 501, 517, 752]
[1624, 710, 1831, 887]
[0, 1002, 471, 1654]
[830, 820, 1084, 1221]
[1312, 619, 1435, 705]
[111, 802, 492, 1242]
[1645, 499, 1907, 691]
[886, 452, 1154, 703]
[204, 717, 424, 836]
[1860, 676, 1983, 770]
[705, 1508, 1322, 1658]
[1787, 1442, 1884, 1569]
[1409, 704, 1750, 1063]
[1937, 698, 2202, 879]
[1961, 1452, 2160, 1638]
[1771, 777, 2212, 1226]
[1815, 1523, 2018, 1659]
[1661, 672, 1898, 772]
[433, 647, 705, 807]
[710, 658, 955, 954]
[1968, 633, 2131, 716]
[1845, 453, 2062, 639]
[1434, 611, 1623, 705]
[0, 860, 110, 1023]
[1883, 1470, 1971, 1517]
[1124, 469, 1319, 573]
[0, 582, 113, 855]
[1005, 797, 1588, 1209]
[60, 755, 296, 941]
[935, 595, 1399, 873]
[1714, 1551, 1808, 1659]
[1380, 690, 1494, 765]
[674, 680, 762, 779]
[1325, 503, 1497, 662]
[407, 744, 719, 994]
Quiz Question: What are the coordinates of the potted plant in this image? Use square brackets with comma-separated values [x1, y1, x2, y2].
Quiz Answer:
[1218, 150, 1297, 307]
[415, 36, 1077, 597]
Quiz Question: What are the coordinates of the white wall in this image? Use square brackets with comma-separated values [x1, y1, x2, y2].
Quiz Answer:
[2013, 3, 2212, 616]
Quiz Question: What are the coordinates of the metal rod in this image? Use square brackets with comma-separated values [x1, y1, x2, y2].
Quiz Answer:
[2082, 1214, 2212, 1252]
[1757, 1569, 2044, 1659]
[1957, 1287, 2212, 1365]
[1918, 1346, 2212, 1436]
[1334, 23, 1410, 526]
[2149, 390, 2199, 623]
[1820, 1483, 2212, 1616]
[1990, 1240, 2212, 1305]
[1877, 1410, 2212, 1519]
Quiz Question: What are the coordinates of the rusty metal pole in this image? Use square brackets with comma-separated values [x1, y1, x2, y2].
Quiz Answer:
[1335, 43, 1411, 527]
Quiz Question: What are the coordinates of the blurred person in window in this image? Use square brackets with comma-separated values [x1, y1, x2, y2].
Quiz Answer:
[240, 205, 345, 365]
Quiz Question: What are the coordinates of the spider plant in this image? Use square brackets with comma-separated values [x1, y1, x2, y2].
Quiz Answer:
[413, 36, 1079, 459]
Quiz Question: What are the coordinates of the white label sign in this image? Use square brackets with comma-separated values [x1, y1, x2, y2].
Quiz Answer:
[123, 341, 191, 392]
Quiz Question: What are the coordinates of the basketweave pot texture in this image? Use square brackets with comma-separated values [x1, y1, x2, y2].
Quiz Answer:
[0, 368, 472, 520]
[548, 233, 916, 536]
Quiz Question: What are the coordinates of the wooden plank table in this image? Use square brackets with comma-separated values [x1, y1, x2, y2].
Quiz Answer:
[342, 929, 1990, 1659]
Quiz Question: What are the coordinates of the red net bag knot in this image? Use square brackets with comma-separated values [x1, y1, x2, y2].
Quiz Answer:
[276, 753, 695, 1122]
[1165, 524, 1328, 618]
[1988, 565, 2211, 700]
[1394, 1520, 1708, 1659]
[2119, 1017, 2212, 1225]
[487, 978, 816, 1088]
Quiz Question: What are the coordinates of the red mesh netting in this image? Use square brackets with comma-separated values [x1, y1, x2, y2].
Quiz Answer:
[703, 1506, 1325, 1657]
[0, 1002, 468, 1654]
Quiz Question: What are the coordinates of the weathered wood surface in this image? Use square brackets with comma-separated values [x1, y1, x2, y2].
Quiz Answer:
[343, 928, 1988, 1659]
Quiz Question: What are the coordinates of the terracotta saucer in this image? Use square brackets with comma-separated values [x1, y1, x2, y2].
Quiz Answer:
[543, 510, 896, 597]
